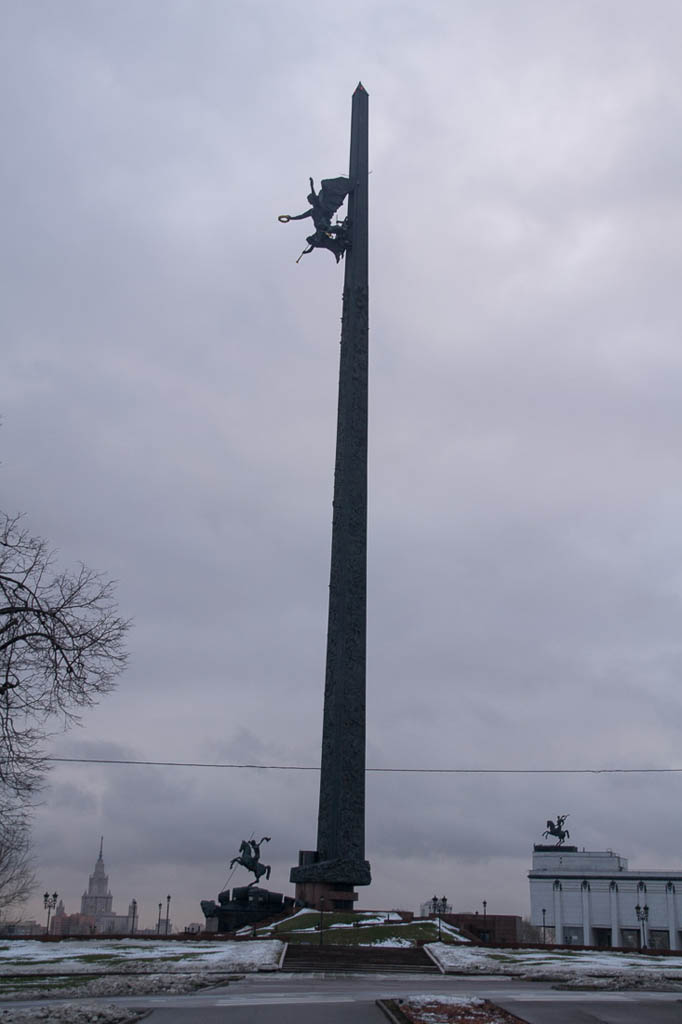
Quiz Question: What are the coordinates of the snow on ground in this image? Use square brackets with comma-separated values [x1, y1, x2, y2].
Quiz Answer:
[321, 918, 396, 931]
[427, 942, 682, 986]
[280, 907, 316, 923]
[407, 996, 485, 1007]
[263, 912, 406, 932]
[1, 971, 219, 1002]
[370, 938, 413, 948]
[0, 938, 282, 976]
[365, 918, 468, 942]
[0, 1004, 143, 1024]
[397, 995, 514, 1024]
[435, 921, 469, 943]
[325, 919, 403, 930]
[0, 939, 284, 1009]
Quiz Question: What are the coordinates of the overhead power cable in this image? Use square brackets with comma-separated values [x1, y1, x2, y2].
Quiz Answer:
[45, 757, 682, 775]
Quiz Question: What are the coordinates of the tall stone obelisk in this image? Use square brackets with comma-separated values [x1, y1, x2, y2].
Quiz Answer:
[290, 84, 371, 910]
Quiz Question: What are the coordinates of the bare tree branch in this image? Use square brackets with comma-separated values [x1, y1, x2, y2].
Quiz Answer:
[0, 797, 35, 916]
[0, 511, 131, 798]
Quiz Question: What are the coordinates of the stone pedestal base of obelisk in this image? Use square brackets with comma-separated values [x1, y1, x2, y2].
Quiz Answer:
[295, 881, 358, 909]
[291, 851, 371, 909]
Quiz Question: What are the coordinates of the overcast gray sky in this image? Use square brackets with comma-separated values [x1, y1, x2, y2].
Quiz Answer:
[4, 0, 682, 930]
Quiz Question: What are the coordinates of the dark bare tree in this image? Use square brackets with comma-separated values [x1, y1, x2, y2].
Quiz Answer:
[518, 917, 543, 943]
[0, 511, 130, 799]
[0, 799, 35, 920]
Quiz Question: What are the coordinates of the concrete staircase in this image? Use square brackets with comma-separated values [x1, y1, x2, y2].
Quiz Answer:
[282, 943, 441, 973]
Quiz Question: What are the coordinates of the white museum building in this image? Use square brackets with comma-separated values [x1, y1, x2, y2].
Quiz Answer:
[529, 846, 682, 949]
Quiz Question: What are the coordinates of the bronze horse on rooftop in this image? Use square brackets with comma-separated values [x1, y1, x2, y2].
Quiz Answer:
[543, 814, 570, 846]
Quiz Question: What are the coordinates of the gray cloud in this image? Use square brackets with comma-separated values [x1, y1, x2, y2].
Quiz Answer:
[4, 0, 682, 927]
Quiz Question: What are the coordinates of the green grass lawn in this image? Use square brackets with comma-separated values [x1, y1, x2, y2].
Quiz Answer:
[0, 975, 91, 994]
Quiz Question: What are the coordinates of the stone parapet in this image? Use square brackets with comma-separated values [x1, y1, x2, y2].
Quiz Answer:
[290, 853, 371, 886]
[293, 881, 359, 908]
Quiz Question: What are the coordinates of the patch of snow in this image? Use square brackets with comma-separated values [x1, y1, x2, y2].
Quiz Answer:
[282, 908, 318, 923]
[0, 938, 283, 976]
[406, 995, 484, 1007]
[0, 1004, 143, 1024]
[435, 920, 469, 943]
[2, 972, 212, 1001]
[426, 942, 682, 985]
[0, 939, 284, 1006]
[326, 919, 392, 929]
[163, 939, 283, 972]
[370, 938, 413, 948]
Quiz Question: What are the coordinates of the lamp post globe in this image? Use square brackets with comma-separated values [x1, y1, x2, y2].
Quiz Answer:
[635, 902, 649, 949]
[43, 891, 58, 933]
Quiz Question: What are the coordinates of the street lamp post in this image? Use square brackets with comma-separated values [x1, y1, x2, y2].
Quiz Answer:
[157, 902, 163, 935]
[130, 899, 137, 936]
[542, 907, 547, 944]
[165, 895, 171, 936]
[480, 900, 489, 943]
[635, 903, 649, 950]
[43, 892, 58, 934]
[319, 898, 325, 947]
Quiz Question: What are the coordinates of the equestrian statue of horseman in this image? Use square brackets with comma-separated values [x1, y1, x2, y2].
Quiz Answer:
[543, 814, 570, 846]
[230, 836, 272, 887]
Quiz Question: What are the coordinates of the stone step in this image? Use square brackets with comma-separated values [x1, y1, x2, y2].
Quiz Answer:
[283, 962, 438, 973]
[295, 962, 439, 970]
[282, 944, 440, 973]
[284, 943, 432, 960]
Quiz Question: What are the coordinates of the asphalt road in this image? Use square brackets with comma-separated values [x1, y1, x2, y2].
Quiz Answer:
[5, 972, 682, 1022]
[144, 1000, 385, 1024]
[140, 972, 682, 1023]
[496, 999, 682, 1023]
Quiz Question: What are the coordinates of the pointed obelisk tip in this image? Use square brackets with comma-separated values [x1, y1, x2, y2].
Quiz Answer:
[354, 81, 367, 94]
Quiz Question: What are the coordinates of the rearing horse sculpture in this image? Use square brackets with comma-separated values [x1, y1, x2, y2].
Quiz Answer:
[543, 814, 570, 846]
[229, 837, 271, 887]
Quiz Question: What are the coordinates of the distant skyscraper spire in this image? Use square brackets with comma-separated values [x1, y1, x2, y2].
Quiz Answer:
[81, 838, 113, 918]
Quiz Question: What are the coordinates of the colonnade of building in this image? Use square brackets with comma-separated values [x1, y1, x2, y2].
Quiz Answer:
[529, 847, 682, 950]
